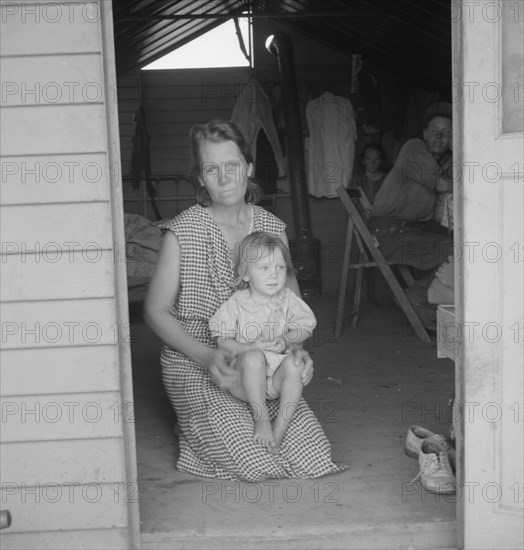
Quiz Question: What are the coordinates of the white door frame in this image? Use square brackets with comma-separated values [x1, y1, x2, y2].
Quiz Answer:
[452, 1, 524, 548]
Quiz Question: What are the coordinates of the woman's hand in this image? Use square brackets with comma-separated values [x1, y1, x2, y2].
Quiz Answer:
[207, 349, 245, 399]
[286, 344, 314, 386]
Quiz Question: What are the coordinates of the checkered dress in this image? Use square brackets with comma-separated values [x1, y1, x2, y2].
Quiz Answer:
[160, 204, 346, 481]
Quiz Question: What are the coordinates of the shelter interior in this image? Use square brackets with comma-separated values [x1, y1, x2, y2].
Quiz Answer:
[113, 1, 457, 547]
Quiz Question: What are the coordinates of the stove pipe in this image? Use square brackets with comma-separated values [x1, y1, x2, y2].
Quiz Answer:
[266, 31, 321, 295]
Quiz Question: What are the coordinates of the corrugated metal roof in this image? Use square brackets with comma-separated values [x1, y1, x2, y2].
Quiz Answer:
[113, 0, 451, 90]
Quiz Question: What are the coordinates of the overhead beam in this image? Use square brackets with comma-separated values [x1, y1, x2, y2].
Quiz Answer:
[120, 11, 377, 22]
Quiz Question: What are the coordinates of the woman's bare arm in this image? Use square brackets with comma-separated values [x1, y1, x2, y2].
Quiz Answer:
[144, 231, 244, 393]
[143, 231, 215, 368]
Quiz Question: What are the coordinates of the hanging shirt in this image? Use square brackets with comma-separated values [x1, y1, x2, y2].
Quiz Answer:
[305, 92, 357, 198]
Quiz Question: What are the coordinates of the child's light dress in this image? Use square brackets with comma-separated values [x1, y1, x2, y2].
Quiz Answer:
[209, 287, 317, 397]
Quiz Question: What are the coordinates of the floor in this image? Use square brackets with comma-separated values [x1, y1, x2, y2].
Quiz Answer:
[129, 291, 457, 550]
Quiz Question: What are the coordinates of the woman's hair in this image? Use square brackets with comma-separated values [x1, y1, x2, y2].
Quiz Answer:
[189, 120, 260, 206]
[359, 141, 388, 172]
[234, 231, 294, 289]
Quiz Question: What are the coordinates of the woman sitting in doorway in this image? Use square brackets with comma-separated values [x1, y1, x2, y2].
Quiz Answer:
[144, 120, 346, 482]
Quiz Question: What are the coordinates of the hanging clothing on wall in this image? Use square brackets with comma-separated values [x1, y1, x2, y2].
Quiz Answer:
[230, 79, 286, 178]
[131, 104, 162, 220]
[305, 92, 357, 198]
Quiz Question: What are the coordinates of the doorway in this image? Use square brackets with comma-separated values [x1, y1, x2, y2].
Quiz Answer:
[129, 295, 457, 549]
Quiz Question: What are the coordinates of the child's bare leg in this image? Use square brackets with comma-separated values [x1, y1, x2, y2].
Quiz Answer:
[235, 350, 275, 450]
[270, 356, 304, 453]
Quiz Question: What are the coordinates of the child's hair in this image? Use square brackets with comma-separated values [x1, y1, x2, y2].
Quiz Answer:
[234, 231, 294, 289]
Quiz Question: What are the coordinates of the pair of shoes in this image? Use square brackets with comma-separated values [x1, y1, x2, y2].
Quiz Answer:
[410, 439, 456, 494]
[405, 425, 453, 459]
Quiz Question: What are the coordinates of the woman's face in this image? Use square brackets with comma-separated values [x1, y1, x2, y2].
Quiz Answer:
[198, 140, 253, 206]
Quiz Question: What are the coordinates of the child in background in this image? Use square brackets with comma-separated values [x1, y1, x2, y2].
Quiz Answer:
[209, 231, 317, 454]
[350, 141, 389, 203]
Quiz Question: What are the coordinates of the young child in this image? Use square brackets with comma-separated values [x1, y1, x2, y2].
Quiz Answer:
[209, 231, 317, 454]
[350, 141, 389, 203]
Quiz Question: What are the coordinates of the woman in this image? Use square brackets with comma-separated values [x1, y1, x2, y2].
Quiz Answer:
[144, 120, 345, 481]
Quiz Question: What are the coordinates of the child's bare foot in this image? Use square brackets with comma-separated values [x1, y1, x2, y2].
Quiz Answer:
[270, 422, 288, 454]
[253, 418, 275, 451]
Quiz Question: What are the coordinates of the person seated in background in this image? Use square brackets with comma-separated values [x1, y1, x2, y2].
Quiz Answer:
[350, 141, 389, 203]
[403, 255, 455, 332]
[367, 102, 454, 330]
[368, 102, 454, 272]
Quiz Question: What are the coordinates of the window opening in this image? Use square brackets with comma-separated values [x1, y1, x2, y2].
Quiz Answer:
[142, 15, 252, 70]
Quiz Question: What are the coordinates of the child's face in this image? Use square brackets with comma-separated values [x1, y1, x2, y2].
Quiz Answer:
[243, 247, 287, 300]
[363, 149, 382, 174]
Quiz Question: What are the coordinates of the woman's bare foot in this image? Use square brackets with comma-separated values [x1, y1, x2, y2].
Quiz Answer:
[253, 418, 275, 451]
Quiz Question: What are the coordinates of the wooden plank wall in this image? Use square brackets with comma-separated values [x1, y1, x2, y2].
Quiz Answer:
[0, 2, 138, 548]
[118, 67, 251, 220]
[117, 65, 351, 292]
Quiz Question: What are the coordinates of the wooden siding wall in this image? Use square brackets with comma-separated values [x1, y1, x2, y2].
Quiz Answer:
[117, 62, 352, 292]
[0, 2, 138, 548]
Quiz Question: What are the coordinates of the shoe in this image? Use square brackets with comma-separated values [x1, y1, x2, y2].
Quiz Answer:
[410, 440, 456, 494]
[405, 425, 453, 458]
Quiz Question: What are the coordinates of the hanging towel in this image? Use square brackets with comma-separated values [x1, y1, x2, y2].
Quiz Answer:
[230, 79, 286, 178]
[305, 92, 357, 198]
